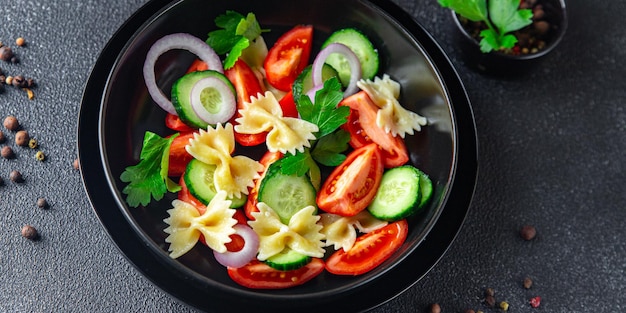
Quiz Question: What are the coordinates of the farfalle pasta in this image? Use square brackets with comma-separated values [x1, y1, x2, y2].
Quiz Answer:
[248, 203, 325, 260]
[234, 91, 318, 155]
[357, 74, 428, 138]
[185, 123, 263, 198]
[319, 211, 388, 252]
[163, 191, 238, 258]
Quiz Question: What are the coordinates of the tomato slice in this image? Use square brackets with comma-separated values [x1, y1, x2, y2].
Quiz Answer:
[167, 132, 195, 177]
[339, 91, 409, 168]
[244, 151, 283, 220]
[186, 59, 209, 73]
[326, 220, 408, 275]
[177, 174, 205, 210]
[316, 143, 384, 216]
[165, 113, 195, 132]
[278, 90, 299, 118]
[225, 59, 267, 146]
[228, 258, 324, 289]
[264, 25, 313, 91]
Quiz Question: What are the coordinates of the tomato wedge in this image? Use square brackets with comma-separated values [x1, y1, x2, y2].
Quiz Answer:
[228, 258, 324, 289]
[225, 59, 267, 146]
[264, 25, 313, 91]
[278, 90, 299, 118]
[244, 151, 283, 220]
[317, 143, 384, 217]
[186, 59, 209, 73]
[326, 220, 408, 275]
[167, 132, 195, 177]
[339, 91, 409, 168]
[165, 113, 195, 132]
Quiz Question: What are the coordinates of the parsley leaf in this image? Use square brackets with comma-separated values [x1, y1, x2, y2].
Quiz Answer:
[438, 0, 532, 52]
[206, 11, 267, 69]
[310, 129, 350, 166]
[120, 131, 180, 208]
[278, 150, 317, 177]
[296, 77, 350, 137]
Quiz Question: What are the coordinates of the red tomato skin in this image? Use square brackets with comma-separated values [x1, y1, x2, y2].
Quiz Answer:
[279, 90, 299, 118]
[167, 132, 195, 177]
[244, 151, 283, 220]
[228, 258, 325, 289]
[165, 113, 195, 132]
[225, 59, 267, 146]
[186, 59, 209, 73]
[339, 91, 409, 168]
[264, 25, 313, 91]
[325, 220, 408, 275]
[316, 143, 384, 217]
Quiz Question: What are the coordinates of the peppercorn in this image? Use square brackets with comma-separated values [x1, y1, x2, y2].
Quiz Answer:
[36, 197, 48, 209]
[12, 75, 26, 88]
[0, 46, 14, 62]
[523, 277, 533, 289]
[25, 88, 34, 100]
[3, 115, 19, 131]
[1, 145, 15, 159]
[73, 158, 80, 170]
[520, 225, 537, 241]
[529, 296, 541, 308]
[15, 37, 25, 47]
[35, 151, 45, 161]
[9, 170, 23, 183]
[464, 309, 476, 313]
[485, 288, 495, 297]
[429, 303, 441, 313]
[499, 301, 509, 311]
[28, 138, 37, 149]
[5, 75, 12, 85]
[485, 295, 496, 307]
[21, 225, 39, 240]
[0, 130, 5, 143]
[0, 75, 5, 84]
[15, 130, 29, 146]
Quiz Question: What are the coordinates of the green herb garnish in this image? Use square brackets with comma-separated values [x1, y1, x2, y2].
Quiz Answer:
[120, 131, 181, 208]
[206, 11, 268, 69]
[279, 77, 351, 175]
[438, 0, 533, 53]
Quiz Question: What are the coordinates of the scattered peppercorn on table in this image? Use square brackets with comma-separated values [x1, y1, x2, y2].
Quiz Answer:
[0, 0, 625, 312]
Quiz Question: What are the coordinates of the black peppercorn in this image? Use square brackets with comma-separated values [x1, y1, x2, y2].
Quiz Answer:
[1, 145, 15, 159]
[0, 130, 5, 143]
[429, 303, 441, 313]
[520, 225, 537, 241]
[3, 115, 19, 131]
[9, 170, 23, 183]
[485, 295, 496, 307]
[523, 277, 533, 289]
[12, 75, 26, 88]
[21, 225, 39, 240]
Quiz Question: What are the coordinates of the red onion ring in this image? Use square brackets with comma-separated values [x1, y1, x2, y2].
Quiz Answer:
[213, 224, 259, 268]
[143, 33, 223, 115]
[312, 43, 361, 97]
[190, 76, 236, 125]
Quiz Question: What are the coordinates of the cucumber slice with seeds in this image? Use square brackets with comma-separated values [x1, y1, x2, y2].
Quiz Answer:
[184, 158, 246, 208]
[321, 28, 379, 87]
[367, 165, 423, 221]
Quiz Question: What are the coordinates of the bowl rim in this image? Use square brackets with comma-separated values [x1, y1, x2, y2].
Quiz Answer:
[78, 0, 479, 312]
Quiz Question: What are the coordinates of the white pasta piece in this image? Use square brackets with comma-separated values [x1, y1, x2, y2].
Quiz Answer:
[186, 123, 263, 198]
[234, 91, 318, 155]
[357, 74, 428, 138]
[319, 211, 388, 252]
[163, 191, 238, 258]
[248, 203, 325, 260]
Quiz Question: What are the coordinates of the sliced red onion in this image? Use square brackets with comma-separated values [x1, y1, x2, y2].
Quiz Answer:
[213, 224, 259, 268]
[190, 76, 237, 125]
[143, 33, 223, 115]
[312, 43, 361, 97]
[305, 84, 323, 101]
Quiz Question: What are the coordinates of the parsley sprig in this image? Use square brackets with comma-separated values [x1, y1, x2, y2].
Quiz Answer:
[206, 11, 268, 69]
[120, 131, 181, 208]
[278, 77, 351, 176]
[438, 0, 533, 53]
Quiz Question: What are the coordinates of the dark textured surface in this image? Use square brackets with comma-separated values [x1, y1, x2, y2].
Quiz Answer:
[0, 0, 623, 312]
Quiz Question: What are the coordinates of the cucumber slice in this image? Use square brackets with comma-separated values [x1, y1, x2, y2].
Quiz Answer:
[367, 165, 422, 221]
[264, 248, 311, 271]
[416, 169, 433, 209]
[257, 163, 317, 224]
[292, 64, 339, 101]
[171, 70, 236, 129]
[321, 28, 379, 87]
[184, 159, 246, 208]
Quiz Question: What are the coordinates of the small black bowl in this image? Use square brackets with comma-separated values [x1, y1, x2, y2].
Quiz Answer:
[78, 0, 478, 312]
[450, 0, 567, 76]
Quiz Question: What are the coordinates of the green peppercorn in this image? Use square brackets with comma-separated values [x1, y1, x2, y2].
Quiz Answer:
[28, 138, 38, 149]
[35, 151, 45, 161]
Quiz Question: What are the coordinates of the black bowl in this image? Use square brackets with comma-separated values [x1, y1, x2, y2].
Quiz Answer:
[78, 0, 478, 312]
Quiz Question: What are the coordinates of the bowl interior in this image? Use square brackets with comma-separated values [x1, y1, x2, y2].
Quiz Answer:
[97, 0, 461, 309]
